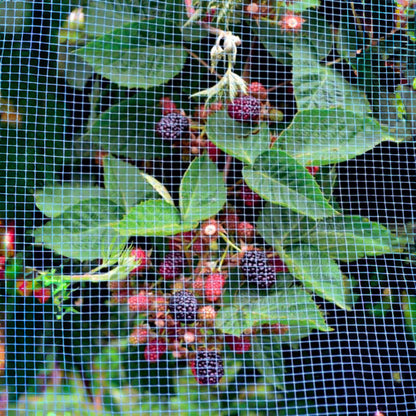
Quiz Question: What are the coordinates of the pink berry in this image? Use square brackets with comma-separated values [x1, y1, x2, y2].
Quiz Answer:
[159, 97, 178, 116]
[159, 252, 185, 280]
[128, 292, 149, 312]
[130, 248, 147, 274]
[204, 273, 226, 302]
[306, 166, 319, 176]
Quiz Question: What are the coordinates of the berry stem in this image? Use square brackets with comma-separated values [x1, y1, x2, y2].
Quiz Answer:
[217, 243, 229, 271]
[219, 232, 241, 252]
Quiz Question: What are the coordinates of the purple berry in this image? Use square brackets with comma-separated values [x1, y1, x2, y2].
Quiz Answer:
[168, 290, 198, 324]
[227, 95, 261, 122]
[191, 350, 224, 385]
[240, 250, 276, 289]
[159, 252, 185, 280]
[156, 112, 190, 140]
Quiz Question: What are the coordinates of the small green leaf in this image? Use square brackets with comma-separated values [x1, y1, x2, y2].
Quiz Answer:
[252, 335, 285, 390]
[281, 245, 349, 310]
[76, 21, 188, 89]
[276, 109, 399, 165]
[35, 184, 109, 218]
[243, 149, 337, 219]
[33, 198, 126, 261]
[139, 171, 175, 206]
[103, 155, 159, 209]
[215, 287, 331, 336]
[179, 155, 227, 223]
[287, 0, 319, 12]
[116, 199, 196, 236]
[305, 215, 401, 261]
[206, 109, 270, 165]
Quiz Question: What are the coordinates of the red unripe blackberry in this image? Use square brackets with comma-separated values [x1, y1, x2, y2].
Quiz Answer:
[168, 290, 198, 324]
[224, 334, 251, 353]
[206, 141, 221, 163]
[33, 288, 51, 304]
[156, 112, 190, 140]
[269, 254, 289, 274]
[204, 273, 226, 302]
[159, 252, 185, 280]
[240, 250, 276, 288]
[144, 338, 167, 362]
[240, 185, 262, 207]
[227, 95, 261, 122]
[130, 247, 147, 274]
[159, 97, 178, 115]
[236, 221, 255, 241]
[129, 326, 149, 345]
[191, 350, 224, 385]
[306, 166, 319, 176]
[128, 292, 149, 312]
[248, 82, 268, 101]
[17, 280, 32, 296]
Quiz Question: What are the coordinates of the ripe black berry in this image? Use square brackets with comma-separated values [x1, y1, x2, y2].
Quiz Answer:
[156, 112, 190, 140]
[227, 95, 261, 122]
[168, 290, 198, 324]
[192, 350, 224, 385]
[240, 250, 276, 288]
[159, 251, 185, 280]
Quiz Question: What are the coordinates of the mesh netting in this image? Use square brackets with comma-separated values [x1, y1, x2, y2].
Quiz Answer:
[1, 0, 416, 415]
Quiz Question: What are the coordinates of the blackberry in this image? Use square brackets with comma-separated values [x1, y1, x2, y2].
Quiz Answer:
[227, 95, 261, 122]
[192, 350, 224, 385]
[240, 250, 276, 288]
[159, 251, 185, 280]
[156, 112, 189, 140]
[168, 290, 198, 324]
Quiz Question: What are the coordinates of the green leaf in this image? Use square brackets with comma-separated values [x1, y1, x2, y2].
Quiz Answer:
[33, 198, 127, 261]
[80, 92, 165, 161]
[139, 171, 175, 206]
[257, 203, 314, 247]
[281, 246, 349, 310]
[401, 290, 416, 344]
[103, 155, 159, 209]
[243, 149, 337, 219]
[35, 184, 109, 218]
[206, 109, 270, 165]
[292, 39, 371, 113]
[215, 287, 331, 336]
[305, 215, 401, 261]
[256, 9, 332, 65]
[287, 0, 319, 12]
[179, 155, 227, 223]
[251, 335, 285, 390]
[276, 109, 399, 165]
[0, 1, 32, 33]
[76, 21, 188, 89]
[116, 199, 196, 236]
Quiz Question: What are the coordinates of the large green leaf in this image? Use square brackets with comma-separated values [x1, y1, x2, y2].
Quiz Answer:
[257, 203, 314, 247]
[0, 1, 32, 33]
[292, 39, 371, 113]
[80, 92, 165, 161]
[179, 155, 227, 223]
[116, 199, 196, 236]
[32, 198, 126, 260]
[252, 335, 285, 390]
[103, 155, 159, 209]
[276, 109, 399, 165]
[281, 246, 349, 309]
[305, 215, 401, 261]
[215, 287, 331, 336]
[205, 109, 270, 165]
[76, 21, 188, 89]
[35, 184, 109, 218]
[243, 149, 337, 219]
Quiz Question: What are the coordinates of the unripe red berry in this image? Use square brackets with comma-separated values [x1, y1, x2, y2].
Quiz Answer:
[129, 326, 149, 345]
[269, 254, 289, 273]
[198, 305, 217, 322]
[204, 273, 226, 302]
[33, 288, 51, 304]
[240, 185, 262, 207]
[224, 334, 251, 353]
[128, 292, 149, 312]
[236, 221, 255, 241]
[17, 280, 33, 296]
[130, 247, 147, 274]
[248, 82, 268, 101]
[306, 166, 319, 176]
[159, 97, 178, 115]
[144, 338, 167, 362]
[206, 141, 222, 163]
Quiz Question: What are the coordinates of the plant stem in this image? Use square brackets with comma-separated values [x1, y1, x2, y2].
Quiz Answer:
[219, 232, 241, 252]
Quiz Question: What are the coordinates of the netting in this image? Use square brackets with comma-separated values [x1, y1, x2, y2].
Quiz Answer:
[1, 0, 416, 415]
